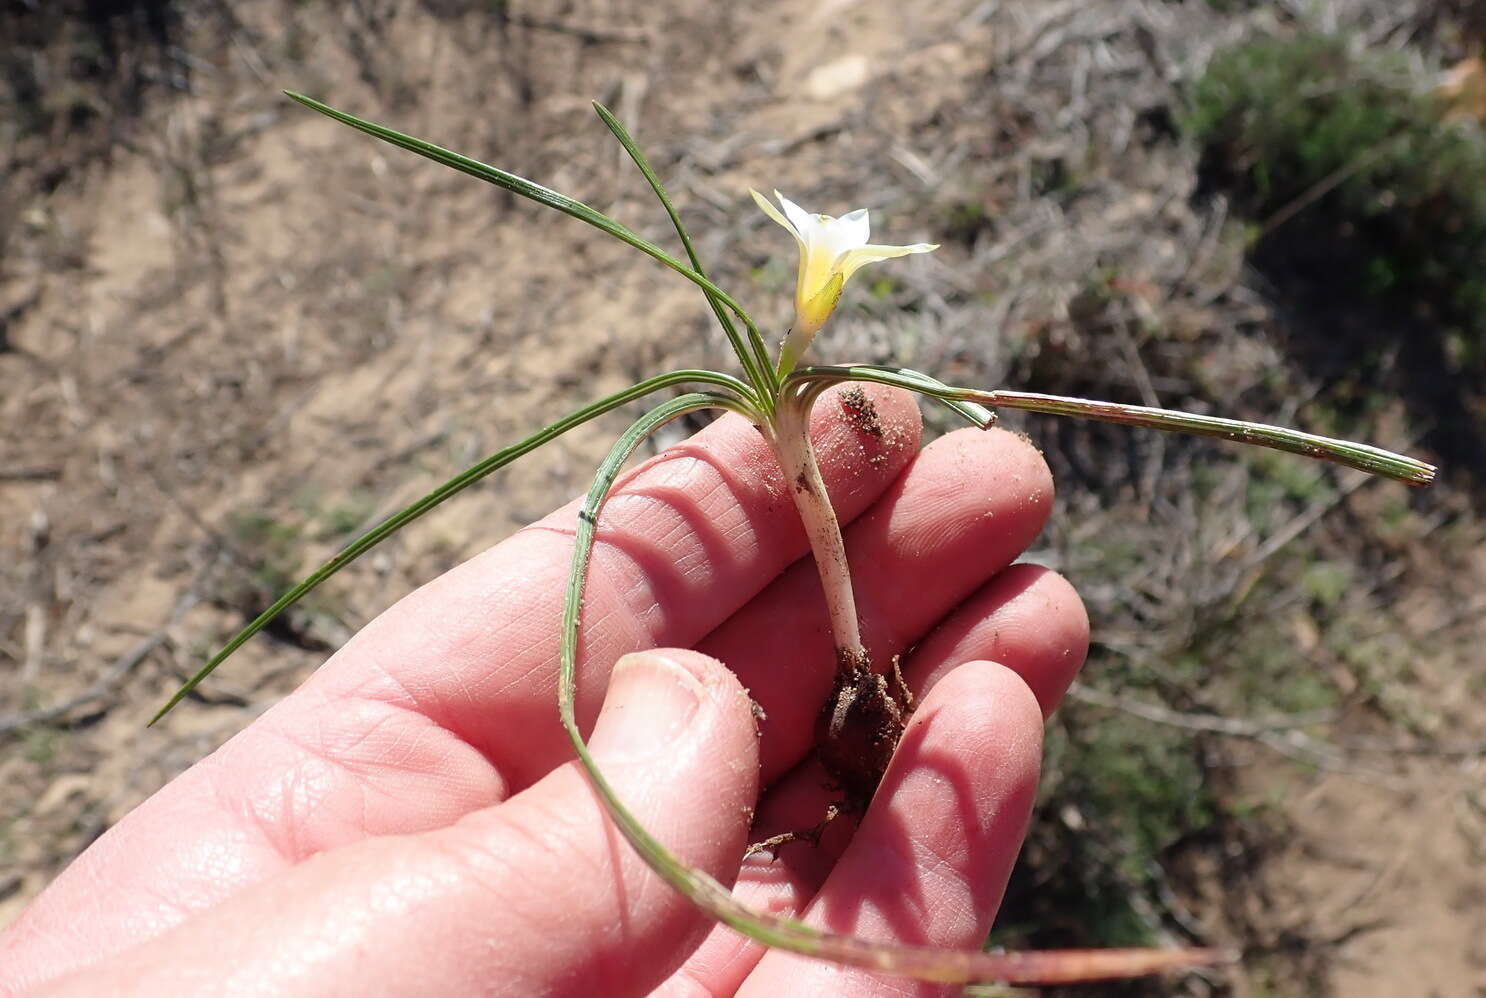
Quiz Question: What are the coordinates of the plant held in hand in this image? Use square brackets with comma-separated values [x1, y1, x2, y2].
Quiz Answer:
[152, 93, 1435, 986]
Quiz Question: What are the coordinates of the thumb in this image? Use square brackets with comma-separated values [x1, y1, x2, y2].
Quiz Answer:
[433, 647, 765, 995]
[40, 649, 762, 998]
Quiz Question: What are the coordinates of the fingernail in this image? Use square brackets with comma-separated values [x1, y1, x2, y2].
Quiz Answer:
[590, 651, 703, 759]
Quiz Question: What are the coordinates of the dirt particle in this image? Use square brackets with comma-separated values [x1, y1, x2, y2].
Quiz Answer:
[1007, 427, 1040, 452]
[838, 385, 885, 439]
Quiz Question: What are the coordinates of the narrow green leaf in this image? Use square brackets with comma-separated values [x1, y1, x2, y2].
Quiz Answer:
[790, 366, 1435, 486]
[978, 389, 1436, 485]
[777, 364, 992, 429]
[808, 364, 994, 428]
[150, 369, 753, 725]
[559, 390, 750, 735]
[284, 92, 774, 399]
[591, 101, 777, 408]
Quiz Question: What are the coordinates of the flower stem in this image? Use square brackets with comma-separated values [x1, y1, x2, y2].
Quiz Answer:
[769, 381, 865, 665]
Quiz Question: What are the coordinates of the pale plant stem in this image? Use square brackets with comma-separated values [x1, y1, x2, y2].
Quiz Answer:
[769, 382, 865, 666]
[776, 333, 808, 381]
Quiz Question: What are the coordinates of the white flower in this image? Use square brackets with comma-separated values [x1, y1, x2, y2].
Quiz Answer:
[752, 189, 936, 371]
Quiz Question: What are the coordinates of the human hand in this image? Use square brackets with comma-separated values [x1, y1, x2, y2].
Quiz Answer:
[0, 383, 1088, 997]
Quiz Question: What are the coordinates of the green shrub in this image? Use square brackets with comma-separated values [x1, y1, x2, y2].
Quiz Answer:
[1184, 33, 1486, 368]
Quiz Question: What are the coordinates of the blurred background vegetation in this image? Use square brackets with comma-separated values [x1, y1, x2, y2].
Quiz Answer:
[3, 1, 1484, 995]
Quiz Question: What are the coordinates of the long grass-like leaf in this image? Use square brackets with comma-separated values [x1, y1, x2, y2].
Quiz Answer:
[284, 92, 775, 399]
[150, 369, 753, 724]
[558, 395, 1222, 985]
[839, 364, 994, 428]
[791, 365, 1436, 486]
[591, 102, 777, 407]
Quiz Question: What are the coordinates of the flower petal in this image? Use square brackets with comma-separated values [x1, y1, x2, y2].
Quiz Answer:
[775, 191, 818, 241]
[812, 210, 870, 265]
[796, 269, 846, 341]
[835, 242, 938, 282]
[752, 188, 802, 243]
[837, 207, 870, 248]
